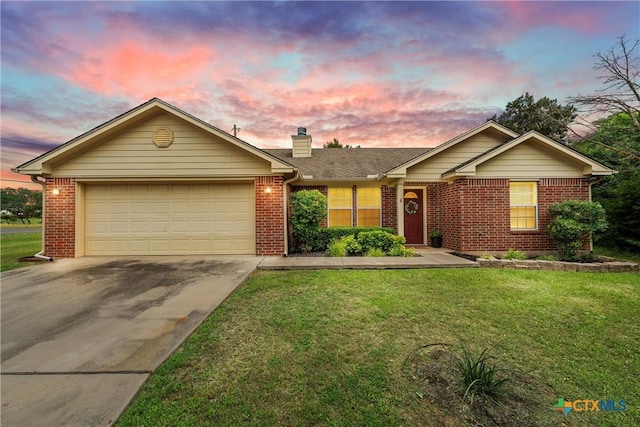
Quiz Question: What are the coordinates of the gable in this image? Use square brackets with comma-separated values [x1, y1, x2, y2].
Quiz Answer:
[443, 132, 615, 179]
[474, 141, 584, 178]
[49, 112, 272, 178]
[404, 127, 513, 181]
[15, 98, 293, 178]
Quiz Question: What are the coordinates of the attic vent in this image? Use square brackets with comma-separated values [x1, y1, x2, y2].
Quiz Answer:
[153, 127, 173, 148]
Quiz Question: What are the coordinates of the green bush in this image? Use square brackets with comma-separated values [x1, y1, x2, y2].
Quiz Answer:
[388, 245, 415, 257]
[341, 235, 362, 256]
[315, 226, 395, 251]
[536, 254, 556, 261]
[547, 200, 608, 261]
[290, 190, 327, 253]
[326, 240, 347, 257]
[502, 248, 526, 260]
[357, 230, 405, 254]
[365, 248, 386, 257]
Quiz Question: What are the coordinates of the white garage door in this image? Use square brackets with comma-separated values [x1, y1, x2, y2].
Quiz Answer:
[85, 183, 255, 255]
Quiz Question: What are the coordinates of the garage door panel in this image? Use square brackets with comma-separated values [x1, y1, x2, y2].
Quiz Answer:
[85, 183, 255, 255]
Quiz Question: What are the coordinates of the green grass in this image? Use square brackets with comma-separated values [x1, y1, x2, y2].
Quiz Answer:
[0, 218, 42, 227]
[1, 232, 43, 271]
[117, 269, 640, 426]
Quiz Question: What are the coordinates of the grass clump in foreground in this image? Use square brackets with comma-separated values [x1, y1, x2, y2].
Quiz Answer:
[0, 232, 42, 272]
[117, 269, 640, 427]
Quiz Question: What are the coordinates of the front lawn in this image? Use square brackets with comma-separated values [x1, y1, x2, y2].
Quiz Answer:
[117, 269, 639, 426]
[0, 232, 43, 272]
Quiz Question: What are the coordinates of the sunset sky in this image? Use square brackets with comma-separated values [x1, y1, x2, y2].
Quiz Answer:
[2, 1, 638, 189]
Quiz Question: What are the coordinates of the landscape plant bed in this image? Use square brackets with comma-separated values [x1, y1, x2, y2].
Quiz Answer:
[288, 251, 421, 257]
[457, 254, 639, 272]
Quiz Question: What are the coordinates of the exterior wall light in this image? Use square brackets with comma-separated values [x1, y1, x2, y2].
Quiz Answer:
[52, 188, 61, 196]
[265, 186, 272, 194]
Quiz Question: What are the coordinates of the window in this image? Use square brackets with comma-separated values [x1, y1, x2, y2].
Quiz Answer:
[357, 187, 381, 226]
[510, 182, 537, 230]
[328, 188, 352, 226]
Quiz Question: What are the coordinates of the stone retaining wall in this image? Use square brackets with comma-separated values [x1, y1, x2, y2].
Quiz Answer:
[477, 258, 638, 272]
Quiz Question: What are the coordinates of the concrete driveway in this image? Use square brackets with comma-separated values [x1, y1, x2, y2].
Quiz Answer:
[1, 256, 261, 426]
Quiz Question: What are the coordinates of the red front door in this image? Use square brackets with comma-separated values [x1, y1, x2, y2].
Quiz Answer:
[403, 189, 423, 244]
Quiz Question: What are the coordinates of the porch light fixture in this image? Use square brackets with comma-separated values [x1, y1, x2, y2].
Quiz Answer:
[52, 188, 61, 196]
[265, 186, 272, 194]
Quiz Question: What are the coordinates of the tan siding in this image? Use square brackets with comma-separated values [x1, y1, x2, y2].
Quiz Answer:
[406, 131, 508, 180]
[51, 113, 271, 177]
[476, 143, 584, 178]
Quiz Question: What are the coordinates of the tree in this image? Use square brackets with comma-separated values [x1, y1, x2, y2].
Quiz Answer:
[491, 93, 577, 141]
[323, 138, 360, 148]
[324, 138, 343, 148]
[569, 35, 640, 133]
[0, 188, 42, 224]
[572, 112, 640, 251]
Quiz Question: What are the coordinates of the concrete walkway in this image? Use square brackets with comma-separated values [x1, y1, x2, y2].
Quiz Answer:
[258, 248, 478, 270]
[1, 256, 261, 427]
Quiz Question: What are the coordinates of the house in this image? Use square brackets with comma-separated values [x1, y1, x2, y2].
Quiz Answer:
[14, 98, 614, 258]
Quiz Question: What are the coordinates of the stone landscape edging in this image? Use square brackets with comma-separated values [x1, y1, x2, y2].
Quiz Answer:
[476, 257, 638, 272]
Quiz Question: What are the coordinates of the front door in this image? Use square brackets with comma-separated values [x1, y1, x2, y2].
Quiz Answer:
[403, 189, 423, 244]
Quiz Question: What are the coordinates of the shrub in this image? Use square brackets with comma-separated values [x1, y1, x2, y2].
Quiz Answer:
[502, 248, 526, 260]
[326, 240, 347, 257]
[536, 254, 556, 261]
[479, 252, 496, 260]
[455, 341, 510, 403]
[388, 245, 415, 257]
[341, 235, 362, 256]
[547, 200, 608, 261]
[365, 248, 385, 257]
[357, 230, 405, 254]
[290, 190, 327, 253]
[315, 227, 395, 251]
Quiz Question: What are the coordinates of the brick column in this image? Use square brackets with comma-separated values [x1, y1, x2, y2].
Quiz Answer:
[255, 176, 285, 255]
[44, 178, 76, 258]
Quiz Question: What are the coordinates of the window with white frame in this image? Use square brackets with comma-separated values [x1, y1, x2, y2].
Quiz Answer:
[328, 187, 352, 226]
[509, 181, 537, 230]
[357, 187, 381, 227]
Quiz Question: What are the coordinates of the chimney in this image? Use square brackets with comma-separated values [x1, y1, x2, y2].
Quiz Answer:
[292, 127, 312, 158]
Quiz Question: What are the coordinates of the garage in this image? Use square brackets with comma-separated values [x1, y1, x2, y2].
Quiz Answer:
[85, 183, 255, 255]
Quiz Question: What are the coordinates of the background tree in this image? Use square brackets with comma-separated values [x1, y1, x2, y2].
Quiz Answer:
[569, 35, 640, 133]
[490, 92, 577, 141]
[323, 138, 360, 148]
[572, 113, 640, 251]
[567, 35, 640, 252]
[324, 138, 343, 148]
[0, 188, 42, 224]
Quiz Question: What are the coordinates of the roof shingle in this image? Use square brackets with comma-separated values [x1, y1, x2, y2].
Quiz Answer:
[265, 148, 430, 179]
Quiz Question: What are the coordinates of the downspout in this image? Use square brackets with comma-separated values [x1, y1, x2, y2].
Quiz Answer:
[282, 170, 300, 256]
[31, 176, 54, 261]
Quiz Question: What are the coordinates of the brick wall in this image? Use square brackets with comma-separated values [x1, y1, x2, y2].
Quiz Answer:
[451, 178, 590, 252]
[44, 178, 76, 258]
[381, 185, 396, 230]
[255, 176, 285, 255]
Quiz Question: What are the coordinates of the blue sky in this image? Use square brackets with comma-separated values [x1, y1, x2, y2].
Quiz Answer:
[2, 1, 638, 188]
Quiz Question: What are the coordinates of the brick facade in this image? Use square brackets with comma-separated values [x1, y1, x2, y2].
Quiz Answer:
[255, 176, 285, 255]
[381, 185, 397, 230]
[43, 176, 590, 258]
[44, 178, 76, 258]
[440, 178, 589, 252]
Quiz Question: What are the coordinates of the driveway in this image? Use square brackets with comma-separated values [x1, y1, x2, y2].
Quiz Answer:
[1, 256, 261, 426]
